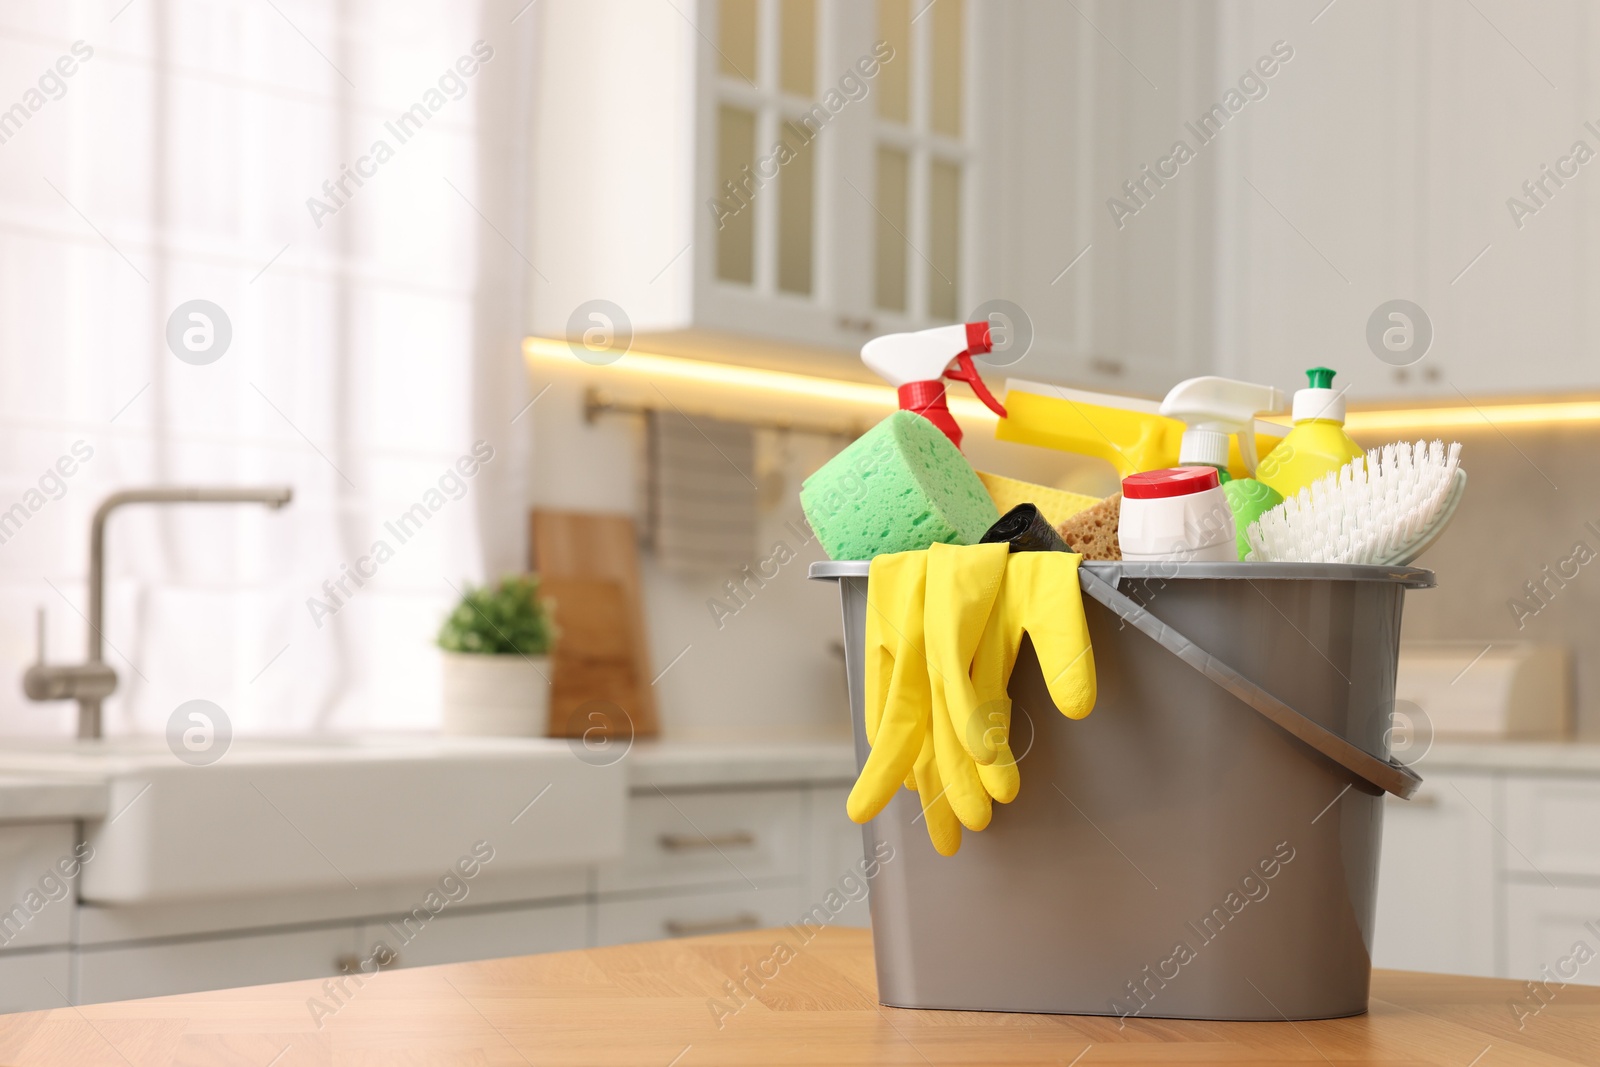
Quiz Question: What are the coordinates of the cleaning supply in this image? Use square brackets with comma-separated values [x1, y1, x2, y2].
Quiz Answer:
[847, 545, 1097, 855]
[1159, 376, 1287, 481]
[1117, 467, 1236, 562]
[861, 323, 1008, 450]
[1057, 495, 1122, 560]
[1247, 440, 1465, 565]
[995, 381, 1178, 477]
[1158, 376, 1289, 557]
[996, 379, 1288, 480]
[967, 550, 1095, 787]
[1221, 478, 1283, 560]
[980, 504, 1070, 554]
[799, 410, 999, 561]
[975, 470, 1099, 529]
[850, 550, 957, 852]
[924, 541, 1012, 832]
[1256, 367, 1366, 499]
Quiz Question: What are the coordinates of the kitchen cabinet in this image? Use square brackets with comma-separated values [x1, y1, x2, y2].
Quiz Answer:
[591, 780, 868, 949]
[598, 786, 806, 894]
[1372, 773, 1499, 978]
[804, 784, 872, 929]
[0, 823, 77, 954]
[1505, 884, 1600, 987]
[75, 924, 361, 1005]
[0, 750, 861, 1006]
[530, 0, 1001, 373]
[0, 951, 69, 1014]
[596, 885, 804, 945]
[355, 902, 589, 971]
[1373, 749, 1600, 987]
[1504, 776, 1600, 879]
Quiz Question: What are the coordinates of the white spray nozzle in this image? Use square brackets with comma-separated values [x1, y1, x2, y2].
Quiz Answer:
[862, 323, 983, 386]
[1160, 376, 1288, 475]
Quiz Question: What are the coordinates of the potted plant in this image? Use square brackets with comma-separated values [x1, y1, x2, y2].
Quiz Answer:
[436, 575, 557, 737]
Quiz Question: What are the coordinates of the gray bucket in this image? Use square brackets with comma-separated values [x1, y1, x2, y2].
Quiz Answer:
[811, 559, 1433, 1022]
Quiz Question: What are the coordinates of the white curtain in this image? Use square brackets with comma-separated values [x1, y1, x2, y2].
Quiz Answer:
[0, 0, 534, 737]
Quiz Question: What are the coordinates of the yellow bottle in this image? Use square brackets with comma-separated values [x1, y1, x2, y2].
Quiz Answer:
[1257, 367, 1365, 499]
[995, 378, 1284, 479]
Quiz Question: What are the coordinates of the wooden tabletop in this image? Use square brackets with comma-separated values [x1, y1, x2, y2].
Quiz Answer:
[1, 928, 1595, 1066]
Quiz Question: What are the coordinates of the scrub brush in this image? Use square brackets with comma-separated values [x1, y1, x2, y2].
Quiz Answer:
[1245, 440, 1465, 566]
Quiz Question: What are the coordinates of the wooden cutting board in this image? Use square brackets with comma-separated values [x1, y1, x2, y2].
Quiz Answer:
[530, 510, 658, 739]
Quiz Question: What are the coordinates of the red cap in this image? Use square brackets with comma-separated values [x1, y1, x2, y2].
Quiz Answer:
[1122, 466, 1220, 500]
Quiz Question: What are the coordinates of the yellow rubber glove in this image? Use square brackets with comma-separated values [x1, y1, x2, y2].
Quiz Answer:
[848, 551, 931, 825]
[909, 727, 962, 856]
[968, 552, 1097, 806]
[924, 542, 1010, 831]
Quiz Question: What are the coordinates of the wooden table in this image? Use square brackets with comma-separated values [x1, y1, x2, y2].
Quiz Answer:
[1, 928, 1595, 1065]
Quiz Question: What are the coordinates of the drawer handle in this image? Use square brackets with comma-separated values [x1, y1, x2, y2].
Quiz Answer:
[664, 913, 763, 937]
[659, 831, 755, 852]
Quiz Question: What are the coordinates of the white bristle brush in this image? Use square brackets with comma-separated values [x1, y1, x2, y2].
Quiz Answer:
[1246, 440, 1466, 566]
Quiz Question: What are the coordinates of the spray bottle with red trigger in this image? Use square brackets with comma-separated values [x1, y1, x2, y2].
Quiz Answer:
[860, 322, 1008, 450]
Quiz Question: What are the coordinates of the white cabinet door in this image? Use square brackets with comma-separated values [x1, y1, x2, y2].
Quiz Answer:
[0, 950, 70, 1014]
[1506, 884, 1600, 988]
[599, 788, 804, 894]
[0, 824, 78, 953]
[355, 902, 588, 970]
[76, 925, 360, 1005]
[1505, 776, 1600, 880]
[531, 0, 991, 370]
[595, 884, 804, 947]
[804, 785, 871, 929]
[1372, 772, 1499, 978]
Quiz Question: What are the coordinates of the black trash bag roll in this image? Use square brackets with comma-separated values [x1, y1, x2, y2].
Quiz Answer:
[979, 503, 1070, 554]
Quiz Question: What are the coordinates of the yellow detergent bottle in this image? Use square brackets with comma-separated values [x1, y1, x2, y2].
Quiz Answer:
[1257, 367, 1365, 499]
[996, 378, 1284, 479]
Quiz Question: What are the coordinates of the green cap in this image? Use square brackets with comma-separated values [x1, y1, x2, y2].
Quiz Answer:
[1306, 367, 1336, 389]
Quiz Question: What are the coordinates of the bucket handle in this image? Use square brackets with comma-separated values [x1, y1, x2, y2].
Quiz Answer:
[1077, 565, 1422, 800]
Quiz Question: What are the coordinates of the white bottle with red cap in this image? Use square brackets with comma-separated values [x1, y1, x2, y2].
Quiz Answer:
[1118, 467, 1238, 563]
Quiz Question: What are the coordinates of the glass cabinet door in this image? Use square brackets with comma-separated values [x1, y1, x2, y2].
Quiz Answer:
[873, 0, 968, 322]
[711, 0, 819, 298]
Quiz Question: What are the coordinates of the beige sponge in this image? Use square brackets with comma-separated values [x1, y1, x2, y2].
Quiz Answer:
[976, 471, 1100, 530]
[1058, 494, 1122, 560]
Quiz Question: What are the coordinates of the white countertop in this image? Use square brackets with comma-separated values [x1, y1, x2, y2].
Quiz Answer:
[1419, 740, 1600, 775]
[0, 736, 1586, 821]
[0, 772, 108, 821]
[626, 739, 857, 790]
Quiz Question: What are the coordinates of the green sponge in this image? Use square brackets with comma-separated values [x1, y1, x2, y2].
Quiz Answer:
[1223, 477, 1283, 560]
[800, 411, 1000, 561]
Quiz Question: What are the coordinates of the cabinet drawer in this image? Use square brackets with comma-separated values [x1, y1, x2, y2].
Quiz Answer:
[355, 901, 587, 970]
[595, 885, 804, 947]
[77, 924, 359, 1005]
[1506, 883, 1600, 987]
[1505, 777, 1600, 879]
[598, 788, 803, 893]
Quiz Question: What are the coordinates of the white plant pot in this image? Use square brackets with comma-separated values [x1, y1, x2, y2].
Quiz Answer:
[439, 651, 551, 737]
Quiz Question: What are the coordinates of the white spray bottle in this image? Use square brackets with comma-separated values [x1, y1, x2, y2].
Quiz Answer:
[1159, 376, 1289, 559]
[861, 322, 1008, 450]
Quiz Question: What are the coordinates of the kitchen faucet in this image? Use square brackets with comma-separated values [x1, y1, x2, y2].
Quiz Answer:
[23, 486, 294, 739]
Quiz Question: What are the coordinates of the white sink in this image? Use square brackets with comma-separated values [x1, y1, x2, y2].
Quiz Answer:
[0, 736, 625, 905]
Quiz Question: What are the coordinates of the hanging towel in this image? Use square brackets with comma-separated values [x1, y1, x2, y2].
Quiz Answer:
[643, 410, 758, 573]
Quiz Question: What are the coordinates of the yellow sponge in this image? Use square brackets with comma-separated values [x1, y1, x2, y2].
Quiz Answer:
[976, 471, 1100, 529]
